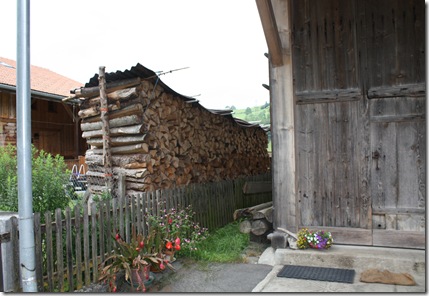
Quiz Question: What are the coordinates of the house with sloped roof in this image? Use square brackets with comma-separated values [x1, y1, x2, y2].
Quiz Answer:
[0, 57, 87, 168]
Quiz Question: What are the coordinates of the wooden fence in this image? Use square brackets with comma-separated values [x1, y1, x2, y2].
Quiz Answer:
[2, 173, 271, 292]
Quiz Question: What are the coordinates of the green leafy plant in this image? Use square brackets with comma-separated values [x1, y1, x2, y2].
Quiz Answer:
[296, 228, 333, 249]
[0, 145, 71, 215]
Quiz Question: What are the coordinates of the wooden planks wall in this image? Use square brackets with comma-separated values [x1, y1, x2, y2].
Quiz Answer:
[289, 0, 425, 240]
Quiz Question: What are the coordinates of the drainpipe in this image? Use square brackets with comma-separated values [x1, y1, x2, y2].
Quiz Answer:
[17, 0, 37, 292]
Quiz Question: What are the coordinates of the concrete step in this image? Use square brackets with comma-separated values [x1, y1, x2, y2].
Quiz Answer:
[269, 245, 425, 274]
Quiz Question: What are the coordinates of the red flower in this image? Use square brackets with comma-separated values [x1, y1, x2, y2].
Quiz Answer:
[166, 241, 173, 249]
[112, 286, 117, 292]
[175, 237, 181, 246]
[168, 217, 173, 225]
[174, 244, 181, 251]
[139, 241, 144, 248]
[159, 262, 165, 270]
[115, 233, 121, 241]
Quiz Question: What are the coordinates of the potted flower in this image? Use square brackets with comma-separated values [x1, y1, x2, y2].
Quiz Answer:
[99, 227, 173, 292]
[296, 228, 333, 250]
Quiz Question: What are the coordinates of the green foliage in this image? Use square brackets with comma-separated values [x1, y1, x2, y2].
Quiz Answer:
[0, 144, 71, 215]
[0, 145, 18, 211]
[183, 221, 249, 262]
[233, 103, 271, 125]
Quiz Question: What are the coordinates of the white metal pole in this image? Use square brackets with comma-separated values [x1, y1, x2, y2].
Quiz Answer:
[17, 0, 37, 291]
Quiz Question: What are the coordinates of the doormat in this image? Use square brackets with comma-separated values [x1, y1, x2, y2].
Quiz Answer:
[277, 265, 355, 284]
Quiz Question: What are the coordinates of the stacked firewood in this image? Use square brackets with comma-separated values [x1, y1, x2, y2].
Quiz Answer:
[76, 78, 270, 196]
[234, 201, 273, 240]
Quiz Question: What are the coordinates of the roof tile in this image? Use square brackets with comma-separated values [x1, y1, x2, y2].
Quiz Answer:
[0, 57, 82, 97]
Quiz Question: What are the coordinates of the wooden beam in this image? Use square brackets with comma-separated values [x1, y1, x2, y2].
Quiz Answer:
[98, 66, 114, 192]
[255, 0, 283, 66]
[270, 0, 297, 233]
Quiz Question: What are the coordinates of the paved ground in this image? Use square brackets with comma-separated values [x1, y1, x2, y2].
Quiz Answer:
[78, 242, 426, 293]
[148, 259, 273, 293]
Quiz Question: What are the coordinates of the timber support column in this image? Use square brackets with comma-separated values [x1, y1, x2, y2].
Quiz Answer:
[258, 0, 298, 238]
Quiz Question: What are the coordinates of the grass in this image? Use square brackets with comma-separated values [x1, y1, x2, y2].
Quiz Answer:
[181, 221, 250, 263]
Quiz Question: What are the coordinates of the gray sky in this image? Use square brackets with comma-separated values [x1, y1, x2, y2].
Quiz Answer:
[1, 0, 269, 110]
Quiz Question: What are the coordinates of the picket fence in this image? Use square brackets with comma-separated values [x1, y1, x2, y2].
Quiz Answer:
[1, 173, 271, 292]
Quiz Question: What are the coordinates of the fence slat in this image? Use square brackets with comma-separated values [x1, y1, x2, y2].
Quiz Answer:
[10, 217, 20, 292]
[33, 212, 43, 292]
[119, 195, 124, 240]
[65, 207, 74, 291]
[91, 202, 98, 283]
[130, 195, 135, 234]
[74, 205, 83, 290]
[99, 202, 105, 263]
[83, 205, 90, 287]
[45, 212, 54, 292]
[125, 197, 130, 242]
[112, 198, 118, 234]
[136, 194, 142, 235]
[55, 208, 64, 292]
[105, 201, 112, 254]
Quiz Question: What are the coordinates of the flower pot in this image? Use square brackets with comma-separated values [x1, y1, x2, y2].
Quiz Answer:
[164, 250, 176, 263]
[126, 265, 152, 290]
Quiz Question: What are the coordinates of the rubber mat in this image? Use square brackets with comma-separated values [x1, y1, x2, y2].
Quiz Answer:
[277, 265, 355, 284]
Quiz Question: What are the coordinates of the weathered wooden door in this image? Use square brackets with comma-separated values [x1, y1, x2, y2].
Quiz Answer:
[363, 0, 426, 249]
[291, 0, 425, 248]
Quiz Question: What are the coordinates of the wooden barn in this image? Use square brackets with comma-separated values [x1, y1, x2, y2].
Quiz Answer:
[70, 64, 270, 196]
[256, 0, 425, 249]
[0, 57, 87, 169]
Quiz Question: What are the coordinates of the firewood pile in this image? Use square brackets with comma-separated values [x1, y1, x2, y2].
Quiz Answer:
[234, 202, 273, 239]
[72, 65, 270, 196]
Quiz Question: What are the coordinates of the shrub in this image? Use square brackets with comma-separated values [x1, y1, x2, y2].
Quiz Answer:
[0, 144, 71, 214]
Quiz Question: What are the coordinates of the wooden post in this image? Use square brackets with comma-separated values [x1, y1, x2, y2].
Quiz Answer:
[268, 0, 298, 233]
[98, 66, 114, 192]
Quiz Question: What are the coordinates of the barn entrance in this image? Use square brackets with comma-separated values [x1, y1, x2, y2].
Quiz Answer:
[291, 0, 425, 249]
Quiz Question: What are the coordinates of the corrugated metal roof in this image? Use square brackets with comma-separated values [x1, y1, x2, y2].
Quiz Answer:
[77, 63, 263, 129]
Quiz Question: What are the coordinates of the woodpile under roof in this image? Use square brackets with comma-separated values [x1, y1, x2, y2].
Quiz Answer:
[72, 63, 270, 196]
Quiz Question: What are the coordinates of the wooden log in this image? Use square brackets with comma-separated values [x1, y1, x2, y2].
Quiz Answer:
[252, 206, 273, 223]
[251, 218, 272, 236]
[87, 143, 149, 155]
[86, 134, 147, 147]
[81, 114, 142, 132]
[78, 103, 118, 118]
[233, 201, 273, 220]
[82, 103, 144, 123]
[81, 86, 141, 108]
[85, 152, 150, 166]
[82, 124, 147, 138]
[239, 220, 252, 234]
[73, 77, 141, 98]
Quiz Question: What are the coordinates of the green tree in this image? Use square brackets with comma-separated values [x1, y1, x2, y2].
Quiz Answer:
[245, 107, 252, 115]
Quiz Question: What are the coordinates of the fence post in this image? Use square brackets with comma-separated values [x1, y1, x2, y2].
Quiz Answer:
[0, 213, 19, 292]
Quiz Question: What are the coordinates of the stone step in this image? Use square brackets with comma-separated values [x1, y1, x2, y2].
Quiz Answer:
[270, 245, 425, 274]
[260, 245, 425, 273]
